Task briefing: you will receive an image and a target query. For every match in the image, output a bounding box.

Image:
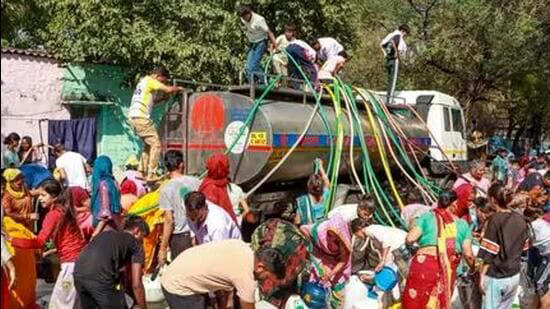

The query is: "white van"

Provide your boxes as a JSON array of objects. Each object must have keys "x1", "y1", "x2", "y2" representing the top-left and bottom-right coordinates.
[{"x1": 377, "y1": 90, "x2": 468, "y2": 174}]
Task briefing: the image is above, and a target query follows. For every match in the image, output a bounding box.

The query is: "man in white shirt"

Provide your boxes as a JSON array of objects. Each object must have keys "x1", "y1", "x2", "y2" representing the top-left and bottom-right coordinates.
[
  {"x1": 53, "y1": 144, "x2": 88, "y2": 189},
  {"x1": 380, "y1": 24, "x2": 410, "y2": 104},
  {"x1": 285, "y1": 38, "x2": 318, "y2": 89},
  {"x1": 312, "y1": 37, "x2": 344, "y2": 63},
  {"x1": 158, "y1": 150, "x2": 201, "y2": 267},
  {"x1": 239, "y1": 6, "x2": 277, "y2": 85},
  {"x1": 328, "y1": 195, "x2": 376, "y2": 223},
  {"x1": 318, "y1": 52, "x2": 348, "y2": 82},
  {"x1": 184, "y1": 191, "x2": 241, "y2": 245},
  {"x1": 352, "y1": 219, "x2": 407, "y2": 272}
]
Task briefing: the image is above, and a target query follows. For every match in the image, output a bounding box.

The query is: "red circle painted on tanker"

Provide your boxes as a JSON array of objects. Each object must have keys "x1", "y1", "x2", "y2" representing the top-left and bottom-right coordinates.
[{"x1": 191, "y1": 95, "x2": 225, "y2": 133}]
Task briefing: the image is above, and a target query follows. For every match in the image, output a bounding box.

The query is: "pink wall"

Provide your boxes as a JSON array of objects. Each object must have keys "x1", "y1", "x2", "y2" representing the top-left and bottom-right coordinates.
[{"x1": 1, "y1": 53, "x2": 70, "y2": 166}]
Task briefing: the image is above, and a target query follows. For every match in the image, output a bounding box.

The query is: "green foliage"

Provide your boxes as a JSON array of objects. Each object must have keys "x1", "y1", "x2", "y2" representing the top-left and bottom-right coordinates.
[
  {"x1": 3, "y1": 0, "x2": 548, "y2": 142},
  {"x1": 1, "y1": 0, "x2": 47, "y2": 48},
  {"x1": 346, "y1": 0, "x2": 549, "y2": 140},
  {"x1": 30, "y1": 0, "x2": 355, "y2": 84}
]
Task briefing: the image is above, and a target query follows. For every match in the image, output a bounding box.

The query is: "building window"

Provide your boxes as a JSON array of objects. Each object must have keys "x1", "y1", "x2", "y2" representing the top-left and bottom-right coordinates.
[
  {"x1": 451, "y1": 108, "x2": 464, "y2": 137},
  {"x1": 443, "y1": 107, "x2": 451, "y2": 131}
]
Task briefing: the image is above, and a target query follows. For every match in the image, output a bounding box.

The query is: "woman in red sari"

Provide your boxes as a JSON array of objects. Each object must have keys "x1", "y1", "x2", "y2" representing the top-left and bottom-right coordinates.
[{"x1": 403, "y1": 191, "x2": 475, "y2": 308}]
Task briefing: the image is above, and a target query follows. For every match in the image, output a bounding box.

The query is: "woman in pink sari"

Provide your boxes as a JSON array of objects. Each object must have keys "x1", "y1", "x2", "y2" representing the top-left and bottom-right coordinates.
[{"x1": 301, "y1": 214, "x2": 352, "y2": 308}]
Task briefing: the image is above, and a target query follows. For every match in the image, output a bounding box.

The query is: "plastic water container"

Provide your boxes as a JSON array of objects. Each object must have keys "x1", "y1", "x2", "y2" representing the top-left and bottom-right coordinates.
[
  {"x1": 343, "y1": 276, "x2": 382, "y2": 309},
  {"x1": 143, "y1": 273, "x2": 165, "y2": 303},
  {"x1": 374, "y1": 267, "x2": 399, "y2": 292}
]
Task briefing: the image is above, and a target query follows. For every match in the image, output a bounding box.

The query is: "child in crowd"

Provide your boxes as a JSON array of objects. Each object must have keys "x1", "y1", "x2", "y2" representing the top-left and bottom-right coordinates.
[
  {"x1": 271, "y1": 24, "x2": 296, "y2": 81},
  {"x1": 8, "y1": 179, "x2": 87, "y2": 309}
]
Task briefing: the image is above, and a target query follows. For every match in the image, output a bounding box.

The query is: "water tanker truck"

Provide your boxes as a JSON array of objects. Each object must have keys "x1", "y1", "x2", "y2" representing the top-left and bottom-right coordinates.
[{"x1": 160, "y1": 85, "x2": 468, "y2": 205}]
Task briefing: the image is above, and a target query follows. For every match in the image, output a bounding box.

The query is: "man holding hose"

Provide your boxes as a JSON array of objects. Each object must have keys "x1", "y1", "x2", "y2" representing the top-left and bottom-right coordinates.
[{"x1": 380, "y1": 24, "x2": 410, "y2": 104}]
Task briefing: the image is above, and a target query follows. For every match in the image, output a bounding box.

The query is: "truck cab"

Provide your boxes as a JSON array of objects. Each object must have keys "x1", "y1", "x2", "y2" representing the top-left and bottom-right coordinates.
[{"x1": 383, "y1": 90, "x2": 468, "y2": 174}]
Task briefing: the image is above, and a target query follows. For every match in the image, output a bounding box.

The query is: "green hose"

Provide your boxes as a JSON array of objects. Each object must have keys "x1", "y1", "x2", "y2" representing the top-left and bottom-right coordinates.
[
  {"x1": 361, "y1": 89, "x2": 442, "y2": 196},
  {"x1": 237, "y1": 52, "x2": 438, "y2": 229},
  {"x1": 343, "y1": 83, "x2": 406, "y2": 227}
]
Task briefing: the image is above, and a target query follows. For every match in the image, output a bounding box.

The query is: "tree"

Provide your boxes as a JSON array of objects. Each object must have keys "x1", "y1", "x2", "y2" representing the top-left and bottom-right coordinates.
[
  {"x1": 1, "y1": 0, "x2": 47, "y2": 48},
  {"x1": 34, "y1": 0, "x2": 355, "y2": 84},
  {"x1": 346, "y1": 0, "x2": 549, "y2": 145}
]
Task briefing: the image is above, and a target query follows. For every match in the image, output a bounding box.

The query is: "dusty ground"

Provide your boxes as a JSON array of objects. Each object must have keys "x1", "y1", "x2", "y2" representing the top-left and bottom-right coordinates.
[{"x1": 36, "y1": 279, "x2": 168, "y2": 308}]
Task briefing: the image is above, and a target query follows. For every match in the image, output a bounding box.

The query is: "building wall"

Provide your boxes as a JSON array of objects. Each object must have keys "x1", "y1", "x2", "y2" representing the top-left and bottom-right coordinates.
[
  {"x1": 1, "y1": 53, "x2": 69, "y2": 166},
  {"x1": 61, "y1": 64, "x2": 172, "y2": 175},
  {"x1": 1, "y1": 57, "x2": 174, "y2": 173}
]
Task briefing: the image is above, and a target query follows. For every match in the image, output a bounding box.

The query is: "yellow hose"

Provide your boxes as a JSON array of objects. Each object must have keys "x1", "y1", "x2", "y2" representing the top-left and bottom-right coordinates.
[
  {"x1": 356, "y1": 88, "x2": 405, "y2": 209},
  {"x1": 340, "y1": 87, "x2": 366, "y2": 195},
  {"x1": 324, "y1": 85, "x2": 346, "y2": 212},
  {"x1": 374, "y1": 97, "x2": 437, "y2": 203},
  {"x1": 328, "y1": 85, "x2": 396, "y2": 226}
]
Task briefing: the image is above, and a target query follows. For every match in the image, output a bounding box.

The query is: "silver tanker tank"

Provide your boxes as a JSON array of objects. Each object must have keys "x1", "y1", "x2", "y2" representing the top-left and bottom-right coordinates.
[{"x1": 182, "y1": 87, "x2": 431, "y2": 187}]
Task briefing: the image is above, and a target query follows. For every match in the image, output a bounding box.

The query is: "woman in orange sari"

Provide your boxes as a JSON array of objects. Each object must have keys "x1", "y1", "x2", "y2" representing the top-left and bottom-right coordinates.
[
  {"x1": 403, "y1": 191, "x2": 475, "y2": 308},
  {"x1": 2, "y1": 169, "x2": 37, "y2": 230}
]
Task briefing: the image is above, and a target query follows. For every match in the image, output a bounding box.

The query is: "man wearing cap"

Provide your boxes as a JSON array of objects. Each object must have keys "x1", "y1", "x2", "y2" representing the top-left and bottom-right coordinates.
[
  {"x1": 238, "y1": 6, "x2": 277, "y2": 84},
  {"x1": 157, "y1": 150, "x2": 200, "y2": 267},
  {"x1": 127, "y1": 67, "x2": 184, "y2": 182},
  {"x1": 380, "y1": 24, "x2": 410, "y2": 104}
]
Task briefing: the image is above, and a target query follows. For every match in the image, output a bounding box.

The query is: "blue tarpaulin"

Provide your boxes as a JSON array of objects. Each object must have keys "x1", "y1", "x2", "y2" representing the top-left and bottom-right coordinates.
[{"x1": 48, "y1": 118, "x2": 97, "y2": 169}]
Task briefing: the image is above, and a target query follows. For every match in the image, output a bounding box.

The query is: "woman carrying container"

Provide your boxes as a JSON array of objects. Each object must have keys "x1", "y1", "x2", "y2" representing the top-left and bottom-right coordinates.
[
  {"x1": 301, "y1": 214, "x2": 352, "y2": 308},
  {"x1": 295, "y1": 159, "x2": 331, "y2": 226},
  {"x1": 403, "y1": 191, "x2": 475, "y2": 308}
]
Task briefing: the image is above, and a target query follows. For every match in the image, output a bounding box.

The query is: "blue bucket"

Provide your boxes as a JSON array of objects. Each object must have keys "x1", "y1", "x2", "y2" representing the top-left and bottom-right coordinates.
[
  {"x1": 301, "y1": 282, "x2": 328, "y2": 308},
  {"x1": 374, "y1": 266, "x2": 398, "y2": 291}
]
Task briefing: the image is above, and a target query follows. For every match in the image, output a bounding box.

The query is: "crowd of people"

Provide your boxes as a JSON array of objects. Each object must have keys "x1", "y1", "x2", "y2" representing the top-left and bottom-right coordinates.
[
  {"x1": 2, "y1": 121, "x2": 549, "y2": 309},
  {"x1": 0, "y1": 6, "x2": 548, "y2": 309}
]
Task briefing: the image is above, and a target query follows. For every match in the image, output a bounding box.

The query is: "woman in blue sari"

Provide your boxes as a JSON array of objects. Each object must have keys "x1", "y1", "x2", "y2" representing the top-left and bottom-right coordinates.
[
  {"x1": 295, "y1": 159, "x2": 330, "y2": 226},
  {"x1": 91, "y1": 155, "x2": 123, "y2": 238}
]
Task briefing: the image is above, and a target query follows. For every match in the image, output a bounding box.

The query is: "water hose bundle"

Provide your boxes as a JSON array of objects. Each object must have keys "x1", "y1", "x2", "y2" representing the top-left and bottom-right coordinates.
[
  {"x1": 356, "y1": 88, "x2": 441, "y2": 201},
  {"x1": 323, "y1": 84, "x2": 346, "y2": 213},
  {"x1": 336, "y1": 81, "x2": 400, "y2": 227},
  {"x1": 356, "y1": 88, "x2": 406, "y2": 210},
  {"x1": 220, "y1": 51, "x2": 453, "y2": 229},
  {"x1": 241, "y1": 51, "x2": 337, "y2": 202}
]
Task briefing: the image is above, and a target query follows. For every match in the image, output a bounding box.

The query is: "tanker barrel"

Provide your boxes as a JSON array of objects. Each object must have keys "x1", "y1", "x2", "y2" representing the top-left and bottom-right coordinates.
[{"x1": 185, "y1": 91, "x2": 430, "y2": 187}]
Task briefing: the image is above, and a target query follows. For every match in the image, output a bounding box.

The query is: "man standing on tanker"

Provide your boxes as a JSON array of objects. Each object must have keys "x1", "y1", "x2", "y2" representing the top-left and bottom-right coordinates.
[
  {"x1": 238, "y1": 6, "x2": 277, "y2": 84},
  {"x1": 128, "y1": 67, "x2": 184, "y2": 183},
  {"x1": 380, "y1": 24, "x2": 410, "y2": 104}
]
